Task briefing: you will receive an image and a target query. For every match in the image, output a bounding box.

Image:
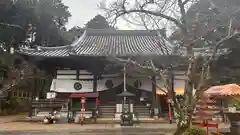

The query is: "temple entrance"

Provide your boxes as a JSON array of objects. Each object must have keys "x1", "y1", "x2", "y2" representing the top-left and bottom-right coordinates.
[
  {"x1": 98, "y1": 83, "x2": 152, "y2": 118},
  {"x1": 99, "y1": 83, "x2": 152, "y2": 105}
]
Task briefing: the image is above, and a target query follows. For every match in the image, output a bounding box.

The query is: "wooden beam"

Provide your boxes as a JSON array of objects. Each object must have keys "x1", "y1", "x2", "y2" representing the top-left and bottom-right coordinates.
[
  {"x1": 93, "y1": 75, "x2": 97, "y2": 92},
  {"x1": 151, "y1": 76, "x2": 158, "y2": 116},
  {"x1": 76, "y1": 69, "x2": 80, "y2": 80}
]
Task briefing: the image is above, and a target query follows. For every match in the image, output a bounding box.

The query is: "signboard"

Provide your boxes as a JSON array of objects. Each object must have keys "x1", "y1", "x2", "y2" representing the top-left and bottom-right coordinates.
[
  {"x1": 53, "y1": 80, "x2": 93, "y2": 93},
  {"x1": 46, "y1": 92, "x2": 56, "y2": 99},
  {"x1": 51, "y1": 93, "x2": 57, "y2": 98},
  {"x1": 46, "y1": 93, "x2": 51, "y2": 99}
]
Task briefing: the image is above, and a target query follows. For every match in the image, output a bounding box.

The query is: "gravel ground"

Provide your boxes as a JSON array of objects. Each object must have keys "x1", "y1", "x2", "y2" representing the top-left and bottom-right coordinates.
[
  {"x1": 0, "y1": 129, "x2": 168, "y2": 135},
  {"x1": 0, "y1": 121, "x2": 174, "y2": 135},
  {"x1": 0, "y1": 116, "x2": 230, "y2": 135}
]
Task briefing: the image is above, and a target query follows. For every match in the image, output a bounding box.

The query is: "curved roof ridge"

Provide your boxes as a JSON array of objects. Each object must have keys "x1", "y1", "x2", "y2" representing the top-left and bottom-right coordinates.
[
  {"x1": 84, "y1": 28, "x2": 159, "y2": 36},
  {"x1": 156, "y1": 30, "x2": 175, "y2": 48},
  {"x1": 85, "y1": 28, "x2": 158, "y2": 32},
  {"x1": 70, "y1": 30, "x2": 87, "y2": 47}
]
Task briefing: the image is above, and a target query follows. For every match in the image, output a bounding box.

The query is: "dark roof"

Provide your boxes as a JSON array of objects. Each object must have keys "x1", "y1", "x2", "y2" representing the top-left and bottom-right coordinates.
[
  {"x1": 17, "y1": 29, "x2": 174, "y2": 57},
  {"x1": 18, "y1": 45, "x2": 70, "y2": 57}
]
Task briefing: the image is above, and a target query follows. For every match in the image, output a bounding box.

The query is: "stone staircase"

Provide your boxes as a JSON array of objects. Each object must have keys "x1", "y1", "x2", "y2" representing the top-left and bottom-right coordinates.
[
  {"x1": 98, "y1": 105, "x2": 115, "y2": 118},
  {"x1": 98, "y1": 105, "x2": 151, "y2": 118},
  {"x1": 134, "y1": 105, "x2": 151, "y2": 118}
]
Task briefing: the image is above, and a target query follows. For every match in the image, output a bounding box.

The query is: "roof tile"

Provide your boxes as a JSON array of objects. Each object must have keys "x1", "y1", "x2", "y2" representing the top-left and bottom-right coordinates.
[{"x1": 17, "y1": 29, "x2": 174, "y2": 57}]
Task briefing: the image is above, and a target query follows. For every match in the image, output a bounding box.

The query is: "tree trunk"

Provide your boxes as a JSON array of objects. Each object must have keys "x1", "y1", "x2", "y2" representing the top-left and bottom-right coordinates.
[{"x1": 173, "y1": 123, "x2": 189, "y2": 135}]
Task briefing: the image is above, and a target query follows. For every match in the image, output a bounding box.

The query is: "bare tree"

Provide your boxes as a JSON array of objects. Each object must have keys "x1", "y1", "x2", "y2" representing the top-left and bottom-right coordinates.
[{"x1": 102, "y1": 0, "x2": 240, "y2": 134}]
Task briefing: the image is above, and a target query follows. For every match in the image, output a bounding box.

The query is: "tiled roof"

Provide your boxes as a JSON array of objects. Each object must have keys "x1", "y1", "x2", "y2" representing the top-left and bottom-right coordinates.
[
  {"x1": 17, "y1": 29, "x2": 175, "y2": 57},
  {"x1": 71, "y1": 29, "x2": 173, "y2": 56},
  {"x1": 17, "y1": 45, "x2": 70, "y2": 57}
]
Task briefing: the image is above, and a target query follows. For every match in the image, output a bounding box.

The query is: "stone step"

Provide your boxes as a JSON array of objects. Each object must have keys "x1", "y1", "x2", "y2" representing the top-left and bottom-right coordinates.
[
  {"x1": 99, "y1": 110, "x2": 115, "y2": 113},
  {"x1": 99, "y1": 107, "x2": 116, "y2": 109},
  {"x1": 99, "y1": 106, "x2": 115, "y2": 108},
  {"x1": 99, "y1": 112, "x2": 115, "y2": 115},
  {"x1": 134, "y1": 109, "x2": 150, "y2": 112},
  {"x1": 134, "y1": 107, "x2": 149, "y2": 109},
  {"x1": 98, "y1": 106, "x2": 115, "y2": 118},
  {"x1": 99, "y1": 109, "x2": 115, "y2": 111},
  {"x1": 134, "y1": 106, "x2": 150, "y2": 109}
]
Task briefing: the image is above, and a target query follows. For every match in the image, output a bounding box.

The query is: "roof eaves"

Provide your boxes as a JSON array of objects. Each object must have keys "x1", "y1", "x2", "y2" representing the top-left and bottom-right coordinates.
[
  {"x1": 156, "y1": 31, "x2": 175, "y2": 55},
  {"x1": 15, "y1": 50, "x2": 70, "y2": 58}
]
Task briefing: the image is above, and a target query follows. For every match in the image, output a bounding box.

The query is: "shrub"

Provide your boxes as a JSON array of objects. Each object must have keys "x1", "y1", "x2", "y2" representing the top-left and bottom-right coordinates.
[
  {"x1": 182, "y1": 126, "x2": 206, "y2": 135},
  {"x1": 0, "y1": 97, "x2": 29, "y2": 115}
]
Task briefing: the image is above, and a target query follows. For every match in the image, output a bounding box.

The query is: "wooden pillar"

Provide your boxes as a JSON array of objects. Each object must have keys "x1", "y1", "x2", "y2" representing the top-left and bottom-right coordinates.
[
  {"x1": 169, "y1": 72, "x2": 174, "y2": 124},
  {"x1": 151, "y1": 76, "x2": 158, "y2": 117},
  {"x1": 0, "y1": 100, "x2": 1, "y2": 115},
  {"x1": 76, "y1": 69, "x2": 80, "y2": 80},
  {"x1": 93, "y1": 75, "x2": 97, "y2": 92},
  {"x1": 81, "y1": 97, "x2": 85, "y2": 125},
  {"x1": 28, "y1": 67, "x2": 37, "y2": 117},
  {"x1": 93, "y1": 74, "x2": 98, "y2": 120}
]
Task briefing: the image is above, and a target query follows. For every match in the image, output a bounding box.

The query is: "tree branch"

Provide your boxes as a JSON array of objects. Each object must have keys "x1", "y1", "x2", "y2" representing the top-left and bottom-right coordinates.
[
  {"x1": 126, "y1": 71, "x2": 168, "y2": 94},
  {"x1": 139, "y1": 14, "x2": 149, "y2": 30},
  {"x1": 182, "y1": 0, "x2": 191, "y2": 5},
  {"x1": 178, "y1": 0, "x2": 186, "y2": 27},
  {"x1": 114, "y1": 8, "x2": 185, "y2": 30},
  {"x1": 0, "y1": 22, "x2": 24, "y2": 30}
]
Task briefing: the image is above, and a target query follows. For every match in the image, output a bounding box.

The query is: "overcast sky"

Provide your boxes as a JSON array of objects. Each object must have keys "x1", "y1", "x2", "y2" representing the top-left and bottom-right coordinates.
[
  {"x1": 62, "y1": 0, "x2": 101, "y2": 29},
  {"x1": 62, "y1": 0, "x2": 132, "y2": 30}
]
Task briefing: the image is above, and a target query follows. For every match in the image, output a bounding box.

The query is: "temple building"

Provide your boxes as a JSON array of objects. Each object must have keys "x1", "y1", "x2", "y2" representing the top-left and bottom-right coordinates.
[{"x1": 16, "y1": 29, "x2": 185, "y2": 119}]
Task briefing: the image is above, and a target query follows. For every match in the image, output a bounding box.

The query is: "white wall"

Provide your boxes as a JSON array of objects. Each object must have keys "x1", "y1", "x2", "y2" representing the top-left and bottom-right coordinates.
[
  {"x1": 50, "y1": 78, "x2": 123, "y2": 93},
  {"x1": 51, "y1": 79, "x2": 93, "y2": 93},
  {"x1": 51, "y1": 70, "x2": 186, "y2": 93},
  {"x1": 56, "y1": 70, "x2": 94, "y2": 79}
]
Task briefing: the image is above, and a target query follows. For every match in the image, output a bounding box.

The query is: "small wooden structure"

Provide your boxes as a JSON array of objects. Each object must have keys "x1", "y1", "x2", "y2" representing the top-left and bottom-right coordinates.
[{"x1": 204, "y1": 83, "x2": 240, "y2": 135}]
